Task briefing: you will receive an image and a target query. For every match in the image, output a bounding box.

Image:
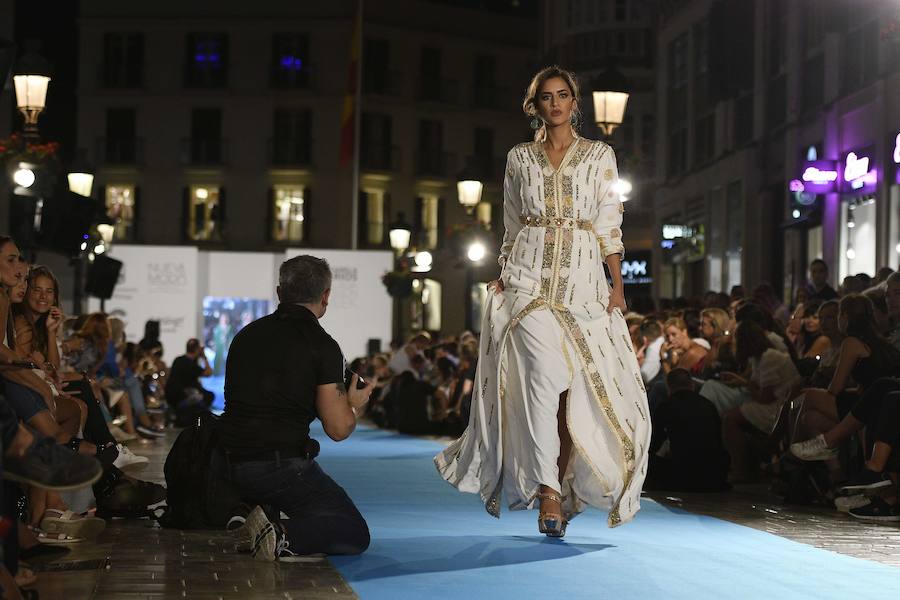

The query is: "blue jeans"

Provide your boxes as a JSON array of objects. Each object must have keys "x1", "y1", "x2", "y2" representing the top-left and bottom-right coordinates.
[{"x1": 222, "y1": 452, "x2": 370, "y2": 556}]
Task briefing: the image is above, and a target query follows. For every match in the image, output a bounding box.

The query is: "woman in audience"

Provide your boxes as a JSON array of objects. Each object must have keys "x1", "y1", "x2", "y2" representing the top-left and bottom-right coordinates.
[
  {"x1": 0, "y1": 244, "x2": 106, "y2": 541},
  {"x1": 796, "y1": 295, "x2": 900, "y2": 449},
  {"x1": 698, "y1": 308, "x2": 734, "y2": 376},
  {"x1": 720, "y1": 320, "x2": 801, "y2": 482},
  {"x1": 659, "y1": 317, "x2": 708, "y2": 376},
  {"x1": 795, "y1": 299, "x2": 829, "y2": 359}
]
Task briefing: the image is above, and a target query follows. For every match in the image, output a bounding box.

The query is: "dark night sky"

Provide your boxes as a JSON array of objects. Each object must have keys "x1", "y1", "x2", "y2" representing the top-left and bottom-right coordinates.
[{"x1": 12, "y1": 0, "x2": 80, "y2": 162}]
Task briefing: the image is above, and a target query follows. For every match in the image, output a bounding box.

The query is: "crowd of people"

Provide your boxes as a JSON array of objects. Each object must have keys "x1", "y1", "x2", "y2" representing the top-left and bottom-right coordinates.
[
  {"x1": 353, "y1": 258, "x2": 900, "y2": 523},
  {"x1": 0, "y1": 234, "x2": 225, "y2": 597}
]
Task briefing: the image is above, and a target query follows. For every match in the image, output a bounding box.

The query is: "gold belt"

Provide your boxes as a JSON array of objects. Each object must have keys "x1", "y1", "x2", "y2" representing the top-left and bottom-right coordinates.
[{"x1": 519, "y1": 215, "x2": 594, "y2": 231}]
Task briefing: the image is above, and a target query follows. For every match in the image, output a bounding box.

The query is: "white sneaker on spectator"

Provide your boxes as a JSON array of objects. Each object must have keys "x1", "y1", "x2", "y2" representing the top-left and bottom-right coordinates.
[
  {"x1": 113, "y1": 444, "x2": 149, "y2": 472},
  {"x1": 834, "y1": 494, "x2": 870, "y2": 513},
  {"x1": 790, "y1": 434, "x2": 838, "y2": 461}
]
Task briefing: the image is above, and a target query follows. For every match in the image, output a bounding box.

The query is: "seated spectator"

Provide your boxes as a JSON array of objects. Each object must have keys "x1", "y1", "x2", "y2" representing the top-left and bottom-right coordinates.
[
  {"x1": 805, "y1": 259, "x2": 839, "y2": 302},
  {"x1": 637, "y1": 318, "x2": 664, "y2": 386},
  {"x1": 887, "y1": 271, "x2": 900, "y2": 351},
  {"x1": 165, "y1": 338, "x2": 214, "y2": 422},
  {"x1": 388, "y1": 332, "x2": 431, "y2": 376},
  {"x1": 683, "y1": 309, "x2": 711, "y2": 350},
  {"x1": 698, "y1": 308, "x2": 735, "y2": 378},
  {"x1": 646, "y1": 369, "x2": 729, "y2": 492},
  {"x1": 138, "y1": 319, "x2": 163, "y2": 358},
  {"x1": 840, "y1": 275, "x2": 864, "y2": 296},
  {"x1": 863, "y1": 285, "x2": 892, "y2": 338},
  {"x1": 796, "y1": 295, "x2": 900, "y2": 451},
  {"x1": 874, "y1": 266, "x2": 895, "y2": 285},
  {"x1": 660, "y1": 317, "x2": 708, "y2": 376},
  {"x1": 792, "y1": 377, "x2": 900, "y2": 509},
  {"x1": 721, "y1": 320, "x2": 801, "y2": 482},
  {"x1": 805, "y1": 300, "x2": 843, "y2": 388}
]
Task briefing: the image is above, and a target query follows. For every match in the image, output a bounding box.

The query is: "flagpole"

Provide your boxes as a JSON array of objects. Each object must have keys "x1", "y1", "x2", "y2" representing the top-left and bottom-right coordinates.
[{"x1": 350, "y1": 0, "x2": 363, "y2": 250}]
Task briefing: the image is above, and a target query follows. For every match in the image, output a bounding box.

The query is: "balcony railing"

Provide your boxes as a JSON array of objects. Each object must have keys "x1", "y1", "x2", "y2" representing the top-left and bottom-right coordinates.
[
  {"x1": 268, "y1": 138, "x2": 312, "y2": 167},
  {"x1": 180, "y1": 138, "x2": 228, "y2": 165},
  {"x1": 415, "y1": 151, "x2": 455, "y2": 178},
  {"x1": 360, "y1": 144, "x2": 402, "y2": 172},
  {"x1": 95, "y1": 137, "x2": 144, "y2": 165}
]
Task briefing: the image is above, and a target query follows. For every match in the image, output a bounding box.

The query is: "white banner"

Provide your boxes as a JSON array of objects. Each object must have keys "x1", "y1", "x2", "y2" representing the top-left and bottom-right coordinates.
[
  {"x1": 284, "y1": 248, "x2": 394, "y2": 359},
  {"x1": 89, "y1": 245, "x2": 199, "y2": 360}
]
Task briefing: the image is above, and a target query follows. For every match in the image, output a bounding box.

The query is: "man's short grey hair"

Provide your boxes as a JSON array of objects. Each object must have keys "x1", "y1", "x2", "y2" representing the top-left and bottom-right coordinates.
[{"x1": 279, "y1": 255, "x2": 332, "y2": 304}]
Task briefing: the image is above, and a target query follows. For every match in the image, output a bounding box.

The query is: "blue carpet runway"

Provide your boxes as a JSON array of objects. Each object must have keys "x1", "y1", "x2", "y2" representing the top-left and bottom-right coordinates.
[{"x1": 310, "y1": 423, "x2": 900, "y2": 600}]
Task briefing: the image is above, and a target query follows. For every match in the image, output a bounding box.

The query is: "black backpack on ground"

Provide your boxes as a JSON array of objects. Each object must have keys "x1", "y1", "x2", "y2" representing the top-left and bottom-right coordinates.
[{"x1": 159, "y1": 411, "x2": 244, "y2": 529}]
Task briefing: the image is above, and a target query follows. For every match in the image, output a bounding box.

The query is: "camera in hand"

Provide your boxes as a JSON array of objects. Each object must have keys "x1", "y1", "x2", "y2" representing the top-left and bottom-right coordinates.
[{"x1": 344, "y1": 368, "x2": 368, "y2": 390}]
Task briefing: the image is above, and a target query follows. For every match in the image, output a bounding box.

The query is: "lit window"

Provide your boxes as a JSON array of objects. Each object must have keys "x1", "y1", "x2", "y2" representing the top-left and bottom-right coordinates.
[
  {"x1": 364, "y1": 190, "x2": 385, "y2": 246},
  {"x1": 106, "y1": 185, "x2": 136, "y2": 241},
  {"x1": 420, "y1": 195, "x2": 439, "y2": 250},
  {"x1": 188, "y1": 185, "x2": 221, "y2": 241},
  {"x1": 272, "y1": 185, "x2": 305, "y2": 243}
]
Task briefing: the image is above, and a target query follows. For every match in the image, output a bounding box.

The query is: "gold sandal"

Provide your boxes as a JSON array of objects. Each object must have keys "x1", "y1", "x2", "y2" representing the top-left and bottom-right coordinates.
[{"x1": 537, "y1": 492, "x2": 567, "y2": 538}]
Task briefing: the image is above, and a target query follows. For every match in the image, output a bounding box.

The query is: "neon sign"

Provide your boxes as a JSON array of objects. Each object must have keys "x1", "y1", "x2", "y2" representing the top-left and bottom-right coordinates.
[
  {"x1": 894, "y1": 132, "x2": 900, "y2": 184},
  {"x1": 802, "y1": 166, "x2": 838, "y2": 184},
  {"x1": 844, "y1": 152, "x2": 869, "y2": 182},
  {"x1": 842, "y1": 149, "x2": 877, "y2": 193}
]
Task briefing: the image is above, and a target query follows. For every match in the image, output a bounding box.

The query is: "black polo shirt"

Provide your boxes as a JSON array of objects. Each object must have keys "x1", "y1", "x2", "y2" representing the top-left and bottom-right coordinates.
[{"x1": 218, "y1": 303, "x2": 345, "y2": 454}]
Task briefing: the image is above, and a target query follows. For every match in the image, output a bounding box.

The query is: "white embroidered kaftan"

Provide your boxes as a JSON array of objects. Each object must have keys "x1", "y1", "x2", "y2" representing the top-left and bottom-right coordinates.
[{"x1": 434, "y1": 137, "x2": 651, "y2": 527}]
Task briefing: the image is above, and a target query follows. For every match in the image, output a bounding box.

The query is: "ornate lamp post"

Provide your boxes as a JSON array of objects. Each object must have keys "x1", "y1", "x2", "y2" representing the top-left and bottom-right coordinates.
[
  {"x1": 67, "y1": 150, "x2": 95, "y2": 198},
  {"x1": 591, "y1": 63, "x2": 629, "y2": 140},
  {"x1": 13, "y1": 41, "x2": 52, "y2": 141},
  {"x1": 387, "y1": 213, "x2": 413, "y2": 345}
]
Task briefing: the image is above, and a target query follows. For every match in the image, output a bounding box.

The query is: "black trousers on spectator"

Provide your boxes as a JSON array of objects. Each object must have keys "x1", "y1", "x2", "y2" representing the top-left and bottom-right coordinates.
[
  {"x1": 0, "y1": 397, "x2": 19, "y2": 575},
  {"x1": 217, "y1": 451, "x2": 370, "y2": 556},
  {"x1": 63, "y1": 379, "x2": 116, "y2": 448},
  {"x1": 849, "y1": 378, "x2": 900, "y2": 466}
]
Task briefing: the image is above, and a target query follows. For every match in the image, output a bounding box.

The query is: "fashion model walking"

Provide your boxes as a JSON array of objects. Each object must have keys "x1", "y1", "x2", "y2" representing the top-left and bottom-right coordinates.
[{"x1": 435, "y1": 66, "x2": 651, "y2": 535}]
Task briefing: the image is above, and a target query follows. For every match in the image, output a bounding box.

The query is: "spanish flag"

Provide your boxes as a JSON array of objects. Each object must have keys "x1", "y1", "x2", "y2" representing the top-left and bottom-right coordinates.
[{"x1": 339, "y1": 2, "x2": 362, "y2": 168}]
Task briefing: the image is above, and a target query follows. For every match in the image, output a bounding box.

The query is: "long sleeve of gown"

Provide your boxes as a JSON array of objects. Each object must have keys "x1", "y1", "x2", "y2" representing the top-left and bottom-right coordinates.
[
  {"x1": 498, "y1": 149, "x2": 524, "y2": 269},
  {"x1": 593, "y1": 147, "x2": 625, "y2": 260}
]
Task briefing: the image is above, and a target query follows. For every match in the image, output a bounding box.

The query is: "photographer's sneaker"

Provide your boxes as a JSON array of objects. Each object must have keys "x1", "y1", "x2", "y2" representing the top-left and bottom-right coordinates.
[
  {"x1": 247, "y1": 506, "x2": 281, "y2": 562},
  {"x1": 839, "y1": 469, "x2": 892, "y2": 494},
  {"x1": 834, "y1": 494, "x2": 870, "y2": 513},
  {"x1": 849, "y1": 497, "x2": 900, "y2": 522},
  {"x1": 790, "y1": 434, "x2": 838, "y2": 461}
]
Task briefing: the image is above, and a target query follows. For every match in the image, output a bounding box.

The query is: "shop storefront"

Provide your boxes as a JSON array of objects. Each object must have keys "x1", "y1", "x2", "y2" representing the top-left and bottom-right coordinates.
[{"x1": 891, "y1": 131, "x2": 900, "y2": 267}]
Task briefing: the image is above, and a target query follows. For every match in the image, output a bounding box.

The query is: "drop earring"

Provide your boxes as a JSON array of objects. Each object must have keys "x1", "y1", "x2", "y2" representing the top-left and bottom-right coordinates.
[{"x1": 529, "y1": 116, "x2": 542, "y2": 130}]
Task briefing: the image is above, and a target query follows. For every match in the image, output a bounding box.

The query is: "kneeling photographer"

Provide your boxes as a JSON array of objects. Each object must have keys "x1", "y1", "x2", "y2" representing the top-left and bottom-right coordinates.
[{"x1": 218, "y1": 255, "x2": 377, "y2": 561}]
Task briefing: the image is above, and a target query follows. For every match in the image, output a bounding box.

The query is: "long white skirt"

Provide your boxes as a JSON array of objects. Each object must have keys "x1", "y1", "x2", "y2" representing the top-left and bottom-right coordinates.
[{"x1": 435, "y1": 290, "x2": 651, "y2": 528}]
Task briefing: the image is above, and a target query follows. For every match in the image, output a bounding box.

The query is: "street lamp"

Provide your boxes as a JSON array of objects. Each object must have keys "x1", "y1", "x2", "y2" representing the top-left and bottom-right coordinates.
[
  {"x1": 457, "y1": 161, "x2": 484, "y2": 215},
  {"x1": 67, "y1": 150, "x2": 95, "y2": 197},
  {"x1": 388, "y1": 212, "x2": 412, "y2": 256},
  {"x1": 13, "y1": 40, "x2": 52, "y2": 140},
  {"x1": 591, "y1": 63, "x2": 629, "y2": 139}
]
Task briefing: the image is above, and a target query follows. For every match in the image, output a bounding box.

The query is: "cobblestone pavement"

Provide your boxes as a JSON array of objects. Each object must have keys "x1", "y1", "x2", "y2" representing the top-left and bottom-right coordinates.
[
  {"x1": 30, "y1": 433, "x2": 358, "y2": 600},
  {"x1": 29, "y1": 430, "x2": 898, "y2": 598}
]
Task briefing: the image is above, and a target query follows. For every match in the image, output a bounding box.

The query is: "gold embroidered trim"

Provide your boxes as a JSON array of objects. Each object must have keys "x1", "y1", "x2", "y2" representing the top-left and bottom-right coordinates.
[
  {"x1": 551, "y1": 306, "x2": 636, "y2": 527},
  {"x1": 519, "y1": 215, "x2": 593, "y2": 231}
]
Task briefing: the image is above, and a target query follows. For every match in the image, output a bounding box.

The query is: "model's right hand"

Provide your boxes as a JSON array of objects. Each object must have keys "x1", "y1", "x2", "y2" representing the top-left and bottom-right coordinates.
[
  {"x1": 348, "y1": 373, "x2": 378, "y2": 410},
  {"x1": 487, "y1": 279, "x2": 505, "y2": 295}
]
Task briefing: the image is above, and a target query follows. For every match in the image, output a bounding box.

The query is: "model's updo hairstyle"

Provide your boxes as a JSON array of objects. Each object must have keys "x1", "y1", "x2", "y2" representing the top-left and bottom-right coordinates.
[{"x1": 522, "y1": 66, "x2": 583, "y2": 142}]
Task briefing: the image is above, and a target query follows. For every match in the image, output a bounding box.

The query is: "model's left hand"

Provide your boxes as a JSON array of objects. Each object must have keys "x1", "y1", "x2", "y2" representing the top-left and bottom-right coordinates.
[{"x1": 607, "y1": 287, "x2": 627, "y2": 314}]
